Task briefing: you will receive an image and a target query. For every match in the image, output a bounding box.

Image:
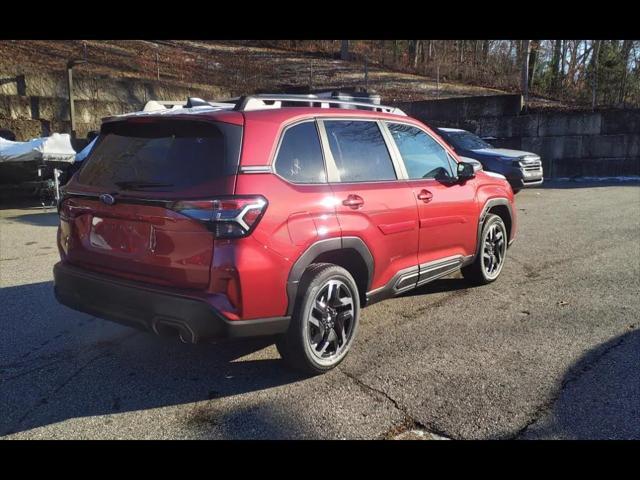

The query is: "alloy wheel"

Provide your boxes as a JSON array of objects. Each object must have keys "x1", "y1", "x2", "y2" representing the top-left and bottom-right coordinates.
[
  {"x1": 306, "y1": 279, "x2": 355, "y2": 362},
  {"x1": 482, "y1": 222, "x2": 507, "y2": 279}
]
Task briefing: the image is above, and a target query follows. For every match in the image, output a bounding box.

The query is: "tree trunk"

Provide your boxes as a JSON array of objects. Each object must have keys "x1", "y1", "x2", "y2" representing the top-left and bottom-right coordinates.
[
  {"x1": 618, "y1": 39, "x2": 633, "y2": 105},
  {"x1": 551, "y1": 40, "x2": 562, "y2": 93},
  {"x1": 393, "y1": 40, "x2": 399, "y2": 66},
  {"x1": 413, "y1": 40, "x2": 422, "y2": 69},
  {"x1": 483, "y1": 40, "x2": 490, "y2": 62},
  {"x1": 429, "y1": 41, "x2": 437, "y2": 78},
  {"x1": 568, "y1": 40, "x2": 579, "y2": 86},
  {"x1": 528, "y1": 40, "x2": 540, "y2": 90},
  {"x1": 521, "y1": 40, "x2": 531, "y2": 108},
  {"x1": 590, "y1": 40, "x2": 602, "y2": 109},
  {"x1": 340, "y1": 40, "x2": 350, "y2": 61},
  {"x1": 515, "y1": 40, "x2": 523, "y2": 68}
]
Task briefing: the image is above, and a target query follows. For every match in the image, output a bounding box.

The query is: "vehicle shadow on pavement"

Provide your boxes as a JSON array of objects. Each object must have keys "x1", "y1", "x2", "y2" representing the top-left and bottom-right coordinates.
[
  {"x1": 521, "y1": 328, "x2": 640, "y2": 439},
  {"x1": 400, "y1": 276, "x2": 476, "y2": 297},
  {"x1": 5, "y1": 212, "x2": 60, "y2": 227},
  {"x1": 0, "y1": 198, "x2": 56, "y2": 210},
  {"x1": 0, "y1": 280, "x2": 308, "y2": 437}
]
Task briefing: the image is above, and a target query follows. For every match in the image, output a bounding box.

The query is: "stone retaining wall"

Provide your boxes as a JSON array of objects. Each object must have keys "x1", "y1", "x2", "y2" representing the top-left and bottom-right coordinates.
[
  {"x1": 396, "y1": 96, "x2": 640, "y2": 178},
  {"x1": 0, "y1": 71, "x2": 230, "y2": 140}
]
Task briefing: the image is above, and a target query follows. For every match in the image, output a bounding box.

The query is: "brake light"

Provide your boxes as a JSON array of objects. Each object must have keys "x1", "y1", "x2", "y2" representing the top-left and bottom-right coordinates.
[
  {"x1": 58, "y1": 198, "x2": 72, "y2": 220},
  {"x1": 172, "y1": 196, "x2": 267, "y2": 238}
]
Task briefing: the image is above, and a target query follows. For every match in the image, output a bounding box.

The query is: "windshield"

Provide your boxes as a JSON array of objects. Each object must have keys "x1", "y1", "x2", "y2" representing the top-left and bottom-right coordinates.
[
  {"x1": 446, "y1": 131, "x2": 492, "y2": 150},
  {"x1": 77, "y1": 120, "x2": 241, "y2": 191}
]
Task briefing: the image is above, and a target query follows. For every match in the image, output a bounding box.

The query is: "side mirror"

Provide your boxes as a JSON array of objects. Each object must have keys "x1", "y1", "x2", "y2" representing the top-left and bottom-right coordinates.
[{"x1": 457, "y1": 162, "x2": 476, "y2": 181}]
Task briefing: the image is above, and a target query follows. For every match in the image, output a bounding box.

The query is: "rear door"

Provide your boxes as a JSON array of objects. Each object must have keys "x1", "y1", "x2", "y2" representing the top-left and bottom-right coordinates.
[
  {"x1": 59, "y1": 117, "x2": 242, "y2": 290},
  {"x1": 318, "y1": 118, "x2": 419, "y2": 292}
]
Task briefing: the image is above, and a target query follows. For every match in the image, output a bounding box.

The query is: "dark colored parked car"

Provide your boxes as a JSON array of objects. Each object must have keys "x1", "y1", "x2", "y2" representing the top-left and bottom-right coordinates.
[
  {"x1": 436, "y1": 128, "x2": 543, "y2": 193},
  {"x1": 54, "y1": 94, "x2": 517, "y2": 374}
]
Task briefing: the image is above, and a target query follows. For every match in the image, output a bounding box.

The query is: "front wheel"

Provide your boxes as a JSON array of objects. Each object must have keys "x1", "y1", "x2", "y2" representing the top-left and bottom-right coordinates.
[
  {"x1": 462, "y1": 214, "x2": 508, "y2": 285},
  {"x1": 276, "y1": 263, "x2": 360, "y2": 375}
]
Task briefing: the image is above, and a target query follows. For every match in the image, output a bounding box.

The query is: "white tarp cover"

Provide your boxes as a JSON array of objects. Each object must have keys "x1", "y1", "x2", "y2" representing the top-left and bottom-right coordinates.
[
  {"x1": 0, "y1": 133, "x2": 76, "y2": 164},
  {"x1": 75, "y1": 137, "x2": 97, "y2": 163}
]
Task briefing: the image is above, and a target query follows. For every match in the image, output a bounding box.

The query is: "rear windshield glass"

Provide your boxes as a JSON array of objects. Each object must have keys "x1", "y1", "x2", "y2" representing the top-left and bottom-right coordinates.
[
  {"x1": 77, "y1": 120, "x2": 242, "y2": 191},
  {"x1": 445, "y1": 131, "x2": 492, "y2": 150}
]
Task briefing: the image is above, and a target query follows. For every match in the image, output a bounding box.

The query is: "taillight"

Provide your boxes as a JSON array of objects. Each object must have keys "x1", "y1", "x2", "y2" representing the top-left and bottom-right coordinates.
[
  {"x1": 58, "y1": 197, "x2": 72, "y2": 220},
  {"x1": 172, "y1": 196, "x2": 267, "y2": 238}
]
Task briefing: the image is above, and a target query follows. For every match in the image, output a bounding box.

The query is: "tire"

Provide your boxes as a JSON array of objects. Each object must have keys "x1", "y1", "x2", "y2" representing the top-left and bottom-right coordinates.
[
  {"x1": 276, "y1": 263, "x2": 360, "y2": 375},
  {"x1": 462, "y1": 214, "x2": 508, "y2": 285}
]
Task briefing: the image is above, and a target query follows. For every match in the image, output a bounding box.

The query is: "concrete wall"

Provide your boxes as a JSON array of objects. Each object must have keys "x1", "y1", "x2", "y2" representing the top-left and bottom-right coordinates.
[
  {"x1": 397, "y1": 94, "x2": 523, "y2": 123},
  {"x1": 398, "y1": 95, "x2": 640, "y2": 178},
  {"x1": 0, "y1": 71, "x2": 230, "y2": 140},
  {"x1": 477, "y1": 111, "x2": 639, "y2": 177}
]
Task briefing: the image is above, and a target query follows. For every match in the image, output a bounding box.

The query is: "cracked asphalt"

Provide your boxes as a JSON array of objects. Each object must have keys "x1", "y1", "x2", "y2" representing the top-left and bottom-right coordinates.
[{"x1": 1, "y1": 181, "x2": 639, "y2": 439}]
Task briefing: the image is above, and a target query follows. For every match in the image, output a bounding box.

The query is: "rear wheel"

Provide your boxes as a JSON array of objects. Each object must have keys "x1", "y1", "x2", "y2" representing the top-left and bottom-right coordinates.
[
  {"x1": 277, "y1": 263, "x2": 359, "y2": 375},
  {"x1": 462, "y1": 214, "x2": 508, "y2": 285}
]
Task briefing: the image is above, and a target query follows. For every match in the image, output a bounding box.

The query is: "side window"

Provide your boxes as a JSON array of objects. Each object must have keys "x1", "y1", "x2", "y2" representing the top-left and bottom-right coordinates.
[
  {"x1": 323, "y1": 120, "x2": 396, "y2": 182},
  {"x1": 275, "y1": 122, "x2": 327, "y2": 183},
  {"x1": 387, "y1": 123, "x2": 455, "y2": 180}
]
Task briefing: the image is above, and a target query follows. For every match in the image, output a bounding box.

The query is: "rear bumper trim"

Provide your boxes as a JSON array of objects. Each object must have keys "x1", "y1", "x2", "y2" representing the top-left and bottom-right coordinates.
[{"x1": 53, "y1": 262, "x2": 290, "y2": 342}]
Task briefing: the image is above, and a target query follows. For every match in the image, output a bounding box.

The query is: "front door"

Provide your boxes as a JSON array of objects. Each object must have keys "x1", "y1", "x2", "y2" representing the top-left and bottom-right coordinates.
[{"x1": 384, "y1": 122, "x2": 477, "y2": 281}]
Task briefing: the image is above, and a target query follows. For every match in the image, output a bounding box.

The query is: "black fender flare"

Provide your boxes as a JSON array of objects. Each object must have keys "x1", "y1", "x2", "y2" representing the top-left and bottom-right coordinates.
[
  {"x1": 285, "y1": 236, "x2": 374, "y2": 316},
  {"x1": 476, "y1": 198, "x2": 513, "y2": 255}
]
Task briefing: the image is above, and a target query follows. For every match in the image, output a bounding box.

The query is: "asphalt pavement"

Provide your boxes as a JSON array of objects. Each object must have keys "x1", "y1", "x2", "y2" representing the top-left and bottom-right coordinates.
[{"x1": 1, "y1": 180, "x2": 638, "y2": 439}]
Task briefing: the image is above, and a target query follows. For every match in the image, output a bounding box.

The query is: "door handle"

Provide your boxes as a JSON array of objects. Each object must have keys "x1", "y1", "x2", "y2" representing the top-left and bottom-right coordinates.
[
  {"x1": 417, "y1": 189, "x2": 433, "y2": 203},
  {"x1": 342, "y1": 194, "x2": 364, "y2": 209}
]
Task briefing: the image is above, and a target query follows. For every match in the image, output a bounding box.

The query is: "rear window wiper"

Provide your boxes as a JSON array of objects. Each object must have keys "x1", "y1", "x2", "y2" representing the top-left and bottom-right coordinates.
[{"x1": 115, "y1": 181, "x2": 174, "y2": 190}]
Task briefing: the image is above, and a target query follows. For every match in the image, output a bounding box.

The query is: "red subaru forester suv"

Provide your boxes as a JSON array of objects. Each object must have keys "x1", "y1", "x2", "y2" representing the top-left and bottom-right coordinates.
[{"x1": 54, "y1": 94, "x2": 516, "y2": 374}]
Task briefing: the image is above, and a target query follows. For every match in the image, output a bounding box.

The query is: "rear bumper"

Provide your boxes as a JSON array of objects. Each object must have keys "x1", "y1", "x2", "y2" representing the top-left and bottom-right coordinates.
[{"x1": 53, "y1": 262, "x2": 290, "y2": 343}]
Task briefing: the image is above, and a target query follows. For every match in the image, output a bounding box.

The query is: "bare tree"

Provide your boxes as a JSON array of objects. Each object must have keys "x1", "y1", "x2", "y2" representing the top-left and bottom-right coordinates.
[
  {"x1": 521, "y1": 40, "x2": 531, "y2": 107},
  {"x1": 412, "y1": 40, "x2": 422, "y2": 69},
  {"x1": 551, "y1": 40, "x2": 562, "y2": 93},
  {"x1": 590, "y1": 40, "x2": 602, "y2": 109},
  {"x1": 393, "y1": 40, "x2": 399, "y2": 66},
  {"x1": 340, "y1": 40, "x2": 350, "y2": 61},
  {"x1": 619, "y1": 39, "x2": 633, "y2": 105},
  {"x1": 236, "y1": 39, "x2": 639, "y2": 108},
  {"x1": 528, "y1": 40, "x2": 540, "y2": 90}
]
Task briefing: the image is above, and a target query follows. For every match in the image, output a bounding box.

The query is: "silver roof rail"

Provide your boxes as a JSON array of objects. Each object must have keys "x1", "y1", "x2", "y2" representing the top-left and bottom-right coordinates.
[
  {"x1": 142, "y1": 98, "x2": 236, "y2": 112},
  {"x1": 235, "y1": 94, "x2": 406, "y2": 116}
]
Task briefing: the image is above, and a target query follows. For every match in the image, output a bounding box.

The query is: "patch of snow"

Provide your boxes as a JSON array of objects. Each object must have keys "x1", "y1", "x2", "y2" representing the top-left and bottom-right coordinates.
[
  {"x1": 392, "y1": 429, "x2": 450, "y2": 440},
  {"x1": 553, "y1": 176, "x2": 640, "y2": 182}
]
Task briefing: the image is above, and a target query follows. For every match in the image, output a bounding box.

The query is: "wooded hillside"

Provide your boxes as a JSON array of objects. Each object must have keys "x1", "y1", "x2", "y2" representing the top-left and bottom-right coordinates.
[{"x1": 253, "y1": 40, "x2": 640, "y2": 109}]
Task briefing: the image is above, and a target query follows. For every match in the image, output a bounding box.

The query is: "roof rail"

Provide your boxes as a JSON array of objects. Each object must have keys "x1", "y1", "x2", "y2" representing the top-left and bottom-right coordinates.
[
  {"x1": 142, "y1": 98, "x2": 236, "y2": 112},
  {"x1": 139, "y1": 94, "x2": 405, "y2": 116},
  {"x1": 234, "y1": 94, "x2": 406, "y2": 116}
]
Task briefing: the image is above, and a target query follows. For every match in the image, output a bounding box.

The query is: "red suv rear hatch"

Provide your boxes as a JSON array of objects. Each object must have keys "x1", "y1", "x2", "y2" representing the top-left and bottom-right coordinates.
[{"x1": 58, "y1": 116, "x2": 243, "y2": 290}]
